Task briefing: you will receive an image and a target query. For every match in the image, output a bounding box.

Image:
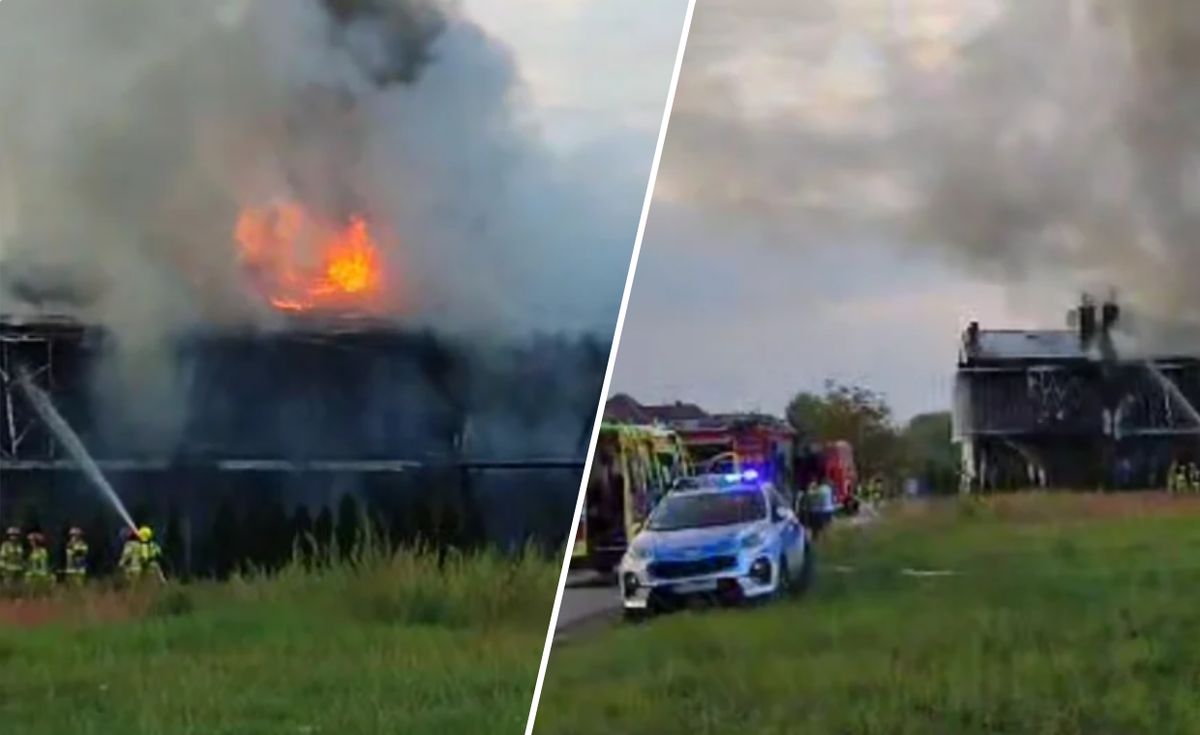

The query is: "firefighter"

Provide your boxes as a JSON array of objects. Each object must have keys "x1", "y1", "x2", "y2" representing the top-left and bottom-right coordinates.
[
  {"x1": 0, "y1": 527, "x2": 24, "y2": 589},
  {"x1": 795, "y1": 482, "x2": 817, "y2": 527},
  {"x1": 64, "y1": 527, "x2": 89, "y2": 586},
  {"x1": 1167, "y1": 462, "x2": 1179, "y2": 493},
  {"x1": 119, "y1": 527, "x2": 143, "y2": 582},
  {"x1": 25, "y1": 532, "x2": 53, "y2": 592},
  {"x1": 1174, "y1": 464, "x2": 1189, "y2": 495},
  {"x1": 870, "y1": 476, "x2": 885, "y2": 503},
  {"x1": 137, "y1": 526, "x2": 164, "y2": 582},
  {"x1": 810, "y1": 480, "x2": 836, "y2": 540}
]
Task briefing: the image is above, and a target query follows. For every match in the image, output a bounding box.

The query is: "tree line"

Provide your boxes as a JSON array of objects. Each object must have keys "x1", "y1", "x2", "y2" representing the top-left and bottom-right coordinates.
[{"x1": 786, "y1": 380, "x2": 957, "y2": 495}]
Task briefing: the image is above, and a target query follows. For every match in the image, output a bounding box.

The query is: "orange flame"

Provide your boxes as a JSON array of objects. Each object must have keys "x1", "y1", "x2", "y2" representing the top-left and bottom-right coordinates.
[{"x1": 235, "y1": 201, "x2": 384, "y2": 313}]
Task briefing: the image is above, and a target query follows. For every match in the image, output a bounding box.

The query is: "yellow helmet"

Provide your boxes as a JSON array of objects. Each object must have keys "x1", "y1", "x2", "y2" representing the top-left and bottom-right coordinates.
[{"x1": 138, "y1": 526, "x2": 153, "y2": 542}]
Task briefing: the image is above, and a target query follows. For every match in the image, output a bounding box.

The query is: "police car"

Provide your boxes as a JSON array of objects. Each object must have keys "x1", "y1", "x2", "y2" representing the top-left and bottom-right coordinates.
[{"x1": 618, "y1": 470, "x2": 812, "y2": 618}]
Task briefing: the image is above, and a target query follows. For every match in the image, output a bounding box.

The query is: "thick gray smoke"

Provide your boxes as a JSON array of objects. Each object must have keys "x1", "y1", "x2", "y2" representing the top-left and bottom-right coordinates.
[
  {"x1": 0, "y1": 0, "x2": 639, "y2": 449},
  {"x1": 659, "y1": 0, "x2": 1200, "y2": 349},
  {"x1": 0, "y1": 0, "x2": 633, "y2": 337}
]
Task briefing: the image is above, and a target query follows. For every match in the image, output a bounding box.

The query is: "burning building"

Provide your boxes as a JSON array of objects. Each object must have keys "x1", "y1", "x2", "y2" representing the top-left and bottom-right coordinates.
[
  {"x1": 953, "y1": 296, "x2": 1200, "y2": 491},
  {"x1": 0, "y1": 162, "x2": 606, "y2": 571},
  {"x1": 0, "y1": 0, "x2": 646, "y2": 574},
  {"x1": 0, "y1": 311, "x2": 605, "y2": 572}
]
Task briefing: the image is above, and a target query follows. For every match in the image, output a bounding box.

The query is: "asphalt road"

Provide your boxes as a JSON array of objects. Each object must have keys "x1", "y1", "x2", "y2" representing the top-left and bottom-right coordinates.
[{"x1": 554, "y1": 570, "x2": 622, "y2": 641}]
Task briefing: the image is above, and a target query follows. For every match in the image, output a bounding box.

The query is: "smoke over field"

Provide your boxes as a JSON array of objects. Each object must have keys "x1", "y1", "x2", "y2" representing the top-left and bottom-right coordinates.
[
  {"x1": 658, "y1": 0, "x2": 1200, "y2": 346},
  {"x1": 0, "y1": 0, "x2": 632, "y2": 336}
]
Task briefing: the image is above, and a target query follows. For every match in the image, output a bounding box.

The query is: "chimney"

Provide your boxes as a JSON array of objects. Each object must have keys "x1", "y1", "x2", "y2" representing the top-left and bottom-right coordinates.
[
  {"x1": 1078, "y1": 293, "x2": 1097, "y2": 346},
  {"x1": 966, "y1": 321, "x2": 980, "y2": 348},
  {"x1": 1101, "y1": 294, "x2": 1120, "y2": 334}
]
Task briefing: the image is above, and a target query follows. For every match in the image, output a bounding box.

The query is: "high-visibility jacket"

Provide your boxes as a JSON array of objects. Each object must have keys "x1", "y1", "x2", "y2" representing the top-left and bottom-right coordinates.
[
  {"x1": 0, "y1": 540, "x2": 24, "y2": 578},
  {"x1": 139, "y1": 541, "x2": 163, "y2": 575},
  {"x1": 119, "y1": 540, "x2": 142, "y2": 578},
  {"x1": 26, "y1": 547, "x2": 51, "y2": 582},
  {"x1": 65, "y1": 540, "x2": 89, "y2": 579}
]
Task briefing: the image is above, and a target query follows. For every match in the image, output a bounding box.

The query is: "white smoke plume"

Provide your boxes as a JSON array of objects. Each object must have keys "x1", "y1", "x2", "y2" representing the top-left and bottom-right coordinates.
[
  {"x1": 656, "y1": 0, "x2": 1200, "y2": 349},
  {"x1": 0, "y1": 0, "x2": 637, "y2": 338}
]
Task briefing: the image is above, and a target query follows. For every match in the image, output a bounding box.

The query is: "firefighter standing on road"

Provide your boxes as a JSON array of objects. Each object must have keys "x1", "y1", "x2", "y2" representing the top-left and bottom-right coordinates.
[
  {"x1": 64, "y1": 527, "x2": 89, "y2": 586},
  {"x1": 25, "y1": 532, "x2": 53, "y2": 592},
  {"x1": 0, "y1": 527, "x2": 24, "y2": 589}
]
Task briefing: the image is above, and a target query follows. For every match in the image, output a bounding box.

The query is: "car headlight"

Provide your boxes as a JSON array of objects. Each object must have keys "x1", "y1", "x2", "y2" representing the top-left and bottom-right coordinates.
[
  {"x1": 740, "y1": 532, "x2": 764, "y2": 549},
  {"x1": 628, "y1": 541, "x2": 653, "y2": 560}
]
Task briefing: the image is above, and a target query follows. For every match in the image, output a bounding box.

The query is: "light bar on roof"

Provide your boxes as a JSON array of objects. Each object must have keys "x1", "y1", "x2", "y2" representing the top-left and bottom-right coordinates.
[{"x1": 721, "y1": 469, "x2": 760, "y2": 483}]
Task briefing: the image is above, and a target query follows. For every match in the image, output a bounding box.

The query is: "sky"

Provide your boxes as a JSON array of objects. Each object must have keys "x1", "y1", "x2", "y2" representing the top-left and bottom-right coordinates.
[
  {"x1": 610, "y1": 0, "x2": 1185, "y2": 422},
  {"x1": 462, "y1": 0, "x2": 689, "y2": 155}
]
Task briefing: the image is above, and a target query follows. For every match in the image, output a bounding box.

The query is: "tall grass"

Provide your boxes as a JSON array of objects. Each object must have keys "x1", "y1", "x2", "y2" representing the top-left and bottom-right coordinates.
[
  {"x1": 0, "y1": 534, "x2": 559, "y2": 735},
  {"x1": 535, "y1": 493, "x2": 1200, "y2": 735}
]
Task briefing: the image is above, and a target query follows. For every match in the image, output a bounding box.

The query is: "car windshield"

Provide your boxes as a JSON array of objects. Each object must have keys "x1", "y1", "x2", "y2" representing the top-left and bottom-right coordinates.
[{"x1": 647, "y1": 490, "x2": 766, "y2": 531}]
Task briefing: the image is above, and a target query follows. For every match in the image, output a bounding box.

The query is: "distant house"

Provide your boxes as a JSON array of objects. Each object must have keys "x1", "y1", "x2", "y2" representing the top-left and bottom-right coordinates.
[
  {"x1": 604, "y1": 394, "x2": 651, "y2": 423},
  {"x1": 954, "y1": 296, "x2": 1200, "y2": 491},
  {"x1": 604, "y1": 394, "x2": 708, "y2": 425}
]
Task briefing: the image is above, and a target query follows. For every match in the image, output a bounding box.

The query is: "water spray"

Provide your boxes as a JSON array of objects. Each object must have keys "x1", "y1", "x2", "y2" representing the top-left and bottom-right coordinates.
[
  {"x1": 14, "y1": 367, "x2": 139, "y2": 533},
  {"x1": 1143, "y1": 361, "x2": 1200, "y2": 429}
]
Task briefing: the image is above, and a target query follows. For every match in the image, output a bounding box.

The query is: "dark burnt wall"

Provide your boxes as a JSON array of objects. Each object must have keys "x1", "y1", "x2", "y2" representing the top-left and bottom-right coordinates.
[
  {"x1": 0, "y1": 318, "x2": 605, "y2": 567},
  {"x1": 2, "y1": 320, "x2": 607, "y2": 462}
]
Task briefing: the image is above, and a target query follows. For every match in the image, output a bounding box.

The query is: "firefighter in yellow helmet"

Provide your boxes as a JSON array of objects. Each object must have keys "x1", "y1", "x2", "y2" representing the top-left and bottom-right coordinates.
[
  {"x1": 0, "y1": 527, "x2": 24, "y2": 590},
  {"x1": 24, "y1": 531, "x2": 53, "y2": 593},
  {"x1": 64, "y1": 527, "x2": 89, "y2": 586},
  {"x1": 137, "y1": 526, "x2": 164, "y2": 582},
  {"x1": 118, "y1": 527, "x2": 143, "y2": 582}
]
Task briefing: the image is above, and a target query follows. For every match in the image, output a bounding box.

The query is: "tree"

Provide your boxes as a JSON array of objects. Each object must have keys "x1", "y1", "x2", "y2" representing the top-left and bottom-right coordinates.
[
  {"x1": 903, "y1": 412, "x2": 959, "y2": 494},
  {"x1": 786, "y1": 381, "x2": 906, "y2": 483},
  {"x1": 313, "y1": 507, "x2": 334, "y2": 563},
  {"x1": 209, "y1": 499, "x2": 240, "y2": 579},
  {"x1": 288, "y1": 506, "x2": 314, "y2": 567},
  {"x1": 335, "y1": 494, "x2": 362, "y2": 561},
  {"x1": 164, "y1": 506, "x2": 185, "y2": 578}
]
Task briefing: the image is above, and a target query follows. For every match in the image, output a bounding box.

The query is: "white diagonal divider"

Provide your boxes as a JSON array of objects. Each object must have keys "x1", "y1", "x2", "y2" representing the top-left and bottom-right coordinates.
[{"x1": 522, "y1": 2, "x2": 700, "y2": 733}]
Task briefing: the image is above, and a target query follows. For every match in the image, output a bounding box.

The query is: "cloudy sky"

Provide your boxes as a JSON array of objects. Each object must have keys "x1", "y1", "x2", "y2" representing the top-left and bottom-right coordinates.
[
  {"x1": 611, "y1": 0, "x2": 1194, "y2": 421},
  {"x1": 463, "y1": 0, "x2": 689, "y2": 154}
]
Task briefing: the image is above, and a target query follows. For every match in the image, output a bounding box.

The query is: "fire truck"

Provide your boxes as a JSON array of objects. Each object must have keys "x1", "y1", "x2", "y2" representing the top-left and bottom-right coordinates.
[
  {"x1": 572, "y1": 423, "x2": 691, "y2": 574},
  {"x1": 675, "y1": 414, "x2": 859, "y2": 513},
  {"x1": 674, "y1": 414, "x2": 798, "y2": 496},
  {"x1": 795, "y1": 440, "x2": 859, "y2": 512}
]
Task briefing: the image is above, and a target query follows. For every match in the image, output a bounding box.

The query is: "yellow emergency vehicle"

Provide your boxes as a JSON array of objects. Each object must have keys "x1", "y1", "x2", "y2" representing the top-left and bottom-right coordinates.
[{"x1": 572, "y1": 423, "x2": 691, "y2": 574}]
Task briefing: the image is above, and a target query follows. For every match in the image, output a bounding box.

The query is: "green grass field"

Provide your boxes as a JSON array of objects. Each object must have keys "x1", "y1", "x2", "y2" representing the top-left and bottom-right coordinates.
[
  {"x1": 0, "y1": 547, "x2": 556, "y2": 735},
  {"x1": 535, "y1": 493, "x2": 1200, "y2": 735}
]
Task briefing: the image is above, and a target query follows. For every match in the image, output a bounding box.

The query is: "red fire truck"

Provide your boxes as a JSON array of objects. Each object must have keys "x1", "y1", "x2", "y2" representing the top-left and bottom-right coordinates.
[
  {"x1": 672, "y1": 413, "x2": 859, "y2": 513},
  {"x1": 795, "y1": 440, "x2": 858, "y2": 512},
  {"x1": 673, "y1": 413, "x2": 799, "y2": 495}
]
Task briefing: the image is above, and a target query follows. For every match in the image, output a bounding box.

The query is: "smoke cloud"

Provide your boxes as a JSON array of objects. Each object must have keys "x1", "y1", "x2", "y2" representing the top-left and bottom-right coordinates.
[
  {"x1": 656, "y1": 0, "x2": 1200, "y2": 345},
  {"x1": 0, "y1": 0, "x2": 638, "y2": 337}
]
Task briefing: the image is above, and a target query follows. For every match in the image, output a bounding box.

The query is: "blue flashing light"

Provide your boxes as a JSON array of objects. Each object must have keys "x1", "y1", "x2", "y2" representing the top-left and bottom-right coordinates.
[{"x1": 721, "y1": 469, "x2": 761, "y2": 484}]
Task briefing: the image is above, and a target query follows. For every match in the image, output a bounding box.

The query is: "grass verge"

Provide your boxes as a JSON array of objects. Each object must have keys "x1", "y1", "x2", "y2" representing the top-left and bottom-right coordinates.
[
  {"x1": 0, "y1": 545, "x2": 556, "y2": 735},
  {"x1": 535, "y1": 492, "x2": 1200, "y2": 735}
]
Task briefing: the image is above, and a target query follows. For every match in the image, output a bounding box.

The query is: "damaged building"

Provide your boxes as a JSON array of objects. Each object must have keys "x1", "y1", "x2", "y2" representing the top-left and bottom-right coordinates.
[
  {"x1": 0, "y1": 313, "x2": 604, "y2": 572},
  {"x1": 953, "y1": 298, "x2": 1200, "y2": 491}
]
